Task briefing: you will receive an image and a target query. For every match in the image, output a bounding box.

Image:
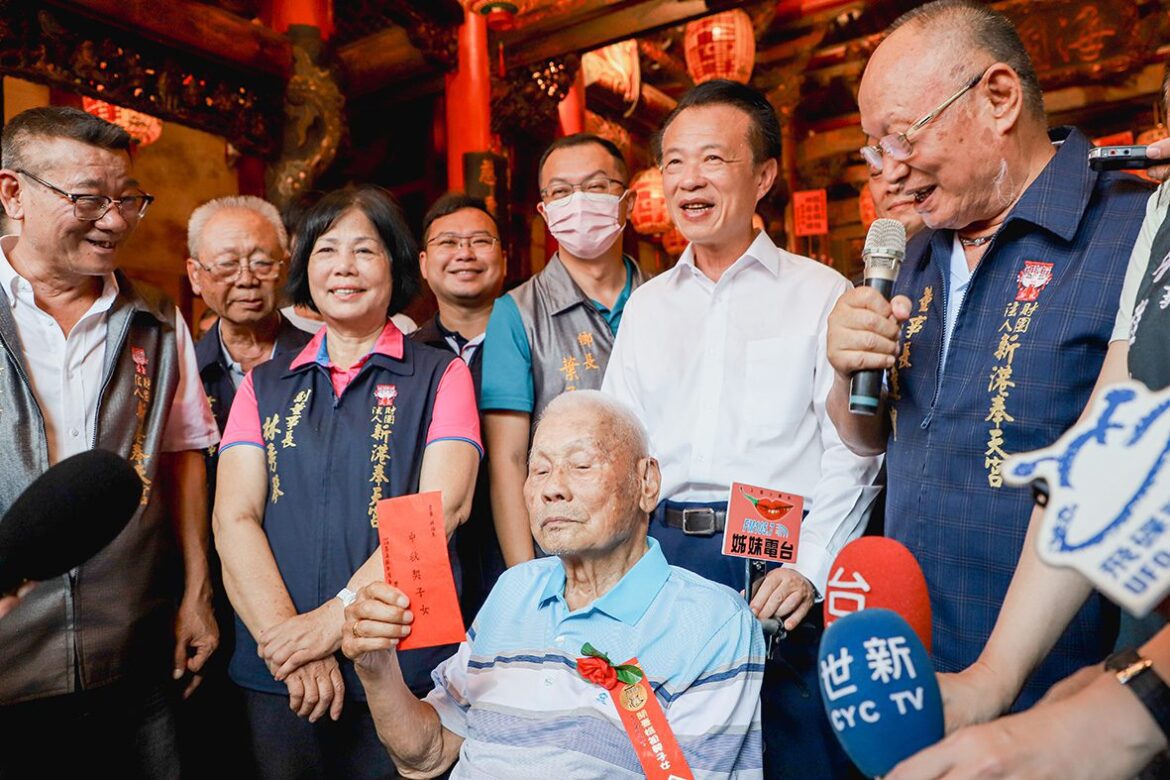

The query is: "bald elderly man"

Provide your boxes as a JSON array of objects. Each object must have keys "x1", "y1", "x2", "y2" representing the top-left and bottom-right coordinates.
[
  {"x1": 342, "y1": 391, "x2": 765, "y2": 778},
  {"x1": 825, "y1": 0, "x2": 1152, "y2": 708}
]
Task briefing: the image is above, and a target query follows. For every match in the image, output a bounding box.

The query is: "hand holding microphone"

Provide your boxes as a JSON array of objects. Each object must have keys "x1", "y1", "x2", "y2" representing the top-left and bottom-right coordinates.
[{"x1": 826, "y1": 218, "x2": 911, "y2": 415}]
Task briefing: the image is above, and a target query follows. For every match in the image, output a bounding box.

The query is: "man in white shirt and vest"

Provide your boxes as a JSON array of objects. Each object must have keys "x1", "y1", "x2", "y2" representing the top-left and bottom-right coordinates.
[
  {"x1": 602, "y1": 80, "x2": 882, "y2": 779},
  {"x1": 0, "y1": 106, "x2": 220, "y2": 777}
]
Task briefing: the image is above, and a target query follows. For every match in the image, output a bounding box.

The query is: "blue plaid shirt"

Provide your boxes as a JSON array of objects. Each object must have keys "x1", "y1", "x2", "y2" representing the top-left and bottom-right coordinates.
[{"x1": 886, "y1": 127, "x2": 1153, "y2": 706}]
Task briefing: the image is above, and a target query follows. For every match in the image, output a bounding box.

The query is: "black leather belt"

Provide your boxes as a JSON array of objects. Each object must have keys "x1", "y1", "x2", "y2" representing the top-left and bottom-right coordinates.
[{"x1": 661, "y1": 506, "x2": 727, "y2": 535}]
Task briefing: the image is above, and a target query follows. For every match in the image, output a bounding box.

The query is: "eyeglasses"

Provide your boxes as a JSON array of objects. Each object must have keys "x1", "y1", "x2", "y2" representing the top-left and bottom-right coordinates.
[
  {"x1": 426, "y1": 232, "x2": 500, "y2": 255},
  {"x1": 540, "y1": 175, "x2": 626, "y2": 203},
  {"x1": 17, "y1": 169, "x2": 154, "y2": 221},
  {"x1": 195, "y1": 254, "x2": 283, "y2": 282},
  {"x1": 860, "y1": 67, "x2": 989, "y2": 174}
]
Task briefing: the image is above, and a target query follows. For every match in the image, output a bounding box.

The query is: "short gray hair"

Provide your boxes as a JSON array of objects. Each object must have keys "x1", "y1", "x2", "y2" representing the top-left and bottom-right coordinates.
[
  {"x1": 534, "y1": 390, "x2": 650, "y2": 461},
  {"x1": 187, "y1": 195, "x2": 289, "y2": 259},
  {"x1": 888, "y1": 0, "x2": 1046, "y2": 121}
]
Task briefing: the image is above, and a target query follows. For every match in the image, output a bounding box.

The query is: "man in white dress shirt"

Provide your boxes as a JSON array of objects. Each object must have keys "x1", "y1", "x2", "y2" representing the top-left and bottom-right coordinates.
[
  {"x1": 0, "y1": 106, "x2": 220, "y2": 777},
  {"x1": 601, "y1": 79, "x2": 881, "y2": 779}
]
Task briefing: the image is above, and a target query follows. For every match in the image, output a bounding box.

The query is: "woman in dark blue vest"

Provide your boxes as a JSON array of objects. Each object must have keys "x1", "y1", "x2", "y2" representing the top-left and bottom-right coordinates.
[{"x1": 213, "y1": 186, "x2": 482, "y2": 779}]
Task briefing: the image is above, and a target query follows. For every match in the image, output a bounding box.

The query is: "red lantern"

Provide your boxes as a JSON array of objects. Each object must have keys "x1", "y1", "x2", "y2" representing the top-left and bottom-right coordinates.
[
  {"x1": 464, "y1": 1, "x2": 529, "y2": 32},
  {"x1": 629, "y1": 168, "x2": 672, "y2": 236},
  {"x1": 661, "y1": 226, "x2": 689, "y2": 256},
  {"x1": 684, "y1": 10, "x2": 756, "y2": 85},
  {"x1": 81, "y1": 98, "x2": 163, "y2": 147}
]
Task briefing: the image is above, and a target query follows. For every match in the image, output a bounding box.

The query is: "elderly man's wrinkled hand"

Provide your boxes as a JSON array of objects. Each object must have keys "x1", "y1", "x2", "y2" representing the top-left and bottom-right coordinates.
[
  {"x1": 259, "y1": 602, "x2": 345, "y2": 681},
  {"x1": 826, "y1": 286, "x2": 911, "y2": 383},
  {"x1": 750, "y1": 568, "x2": 815, "y2": 632},
  {"x1": 342, "y1": 582, "x2": 413, "y2": 674},
  {"x1": 285, "y1": 656, "x2": 345, "y2": 723}
]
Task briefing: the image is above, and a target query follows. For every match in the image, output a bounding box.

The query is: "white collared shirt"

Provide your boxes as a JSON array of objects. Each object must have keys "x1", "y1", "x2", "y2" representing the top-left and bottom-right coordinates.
[
  {"x1": 942, "y1": 234, "x2": 974, "y2": 371},
  {"x1": 601, "y1": 231, "x2": 882, "y2": 590},
  {"x1": 0, "y1": 236, "x2": 218, "y2": 464},
  {"x1": 446, "y1": 331, "x2": 485, "y2": 366}
]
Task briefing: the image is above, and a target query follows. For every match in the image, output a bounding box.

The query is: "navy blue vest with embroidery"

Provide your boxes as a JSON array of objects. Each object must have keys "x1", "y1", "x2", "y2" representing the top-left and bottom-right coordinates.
[
  {"x1": 884, "y1": 130, "x2": 1149, "y2": 705},
  {"x1": 228, "y1": 336, "x2": 462, "y2": 698}
]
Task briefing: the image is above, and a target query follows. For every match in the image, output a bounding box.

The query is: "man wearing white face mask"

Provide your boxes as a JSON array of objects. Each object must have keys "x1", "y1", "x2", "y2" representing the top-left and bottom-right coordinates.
[{"x1": 481, "y1": 133, "x2": 645, "y2": 568}]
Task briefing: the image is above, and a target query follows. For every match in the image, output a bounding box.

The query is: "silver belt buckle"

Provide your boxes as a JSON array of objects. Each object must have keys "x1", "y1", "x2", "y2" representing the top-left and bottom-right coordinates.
[{"x1": 681, "y1": 507, "x2": 716, "y2": 535}]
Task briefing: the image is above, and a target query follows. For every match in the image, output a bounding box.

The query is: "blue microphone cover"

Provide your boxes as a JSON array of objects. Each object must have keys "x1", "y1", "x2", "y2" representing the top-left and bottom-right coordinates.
[{"x1": 818, "y1": 608, "x2": 943, "y2": 778}]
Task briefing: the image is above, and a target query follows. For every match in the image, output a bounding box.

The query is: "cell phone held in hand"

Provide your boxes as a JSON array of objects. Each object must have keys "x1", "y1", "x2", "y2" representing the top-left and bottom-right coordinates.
[{"x1": 1089, "y1": 145, "x2": 1161, "y2": 171}]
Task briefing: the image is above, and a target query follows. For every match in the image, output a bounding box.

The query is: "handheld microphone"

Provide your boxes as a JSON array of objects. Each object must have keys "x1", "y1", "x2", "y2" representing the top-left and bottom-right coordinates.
[
  {"x1": 0, "y1": 449, "x2": 143, "y2": 595},
  {"x1": 823, "y1": 536, "x2": 932, "y2": 652},
  {"x1": 849, "y1": 218, "x2": 907, "y2": 415},
  {"x1": 818, "y1": 608, "x2": 943, "y2": 778}
]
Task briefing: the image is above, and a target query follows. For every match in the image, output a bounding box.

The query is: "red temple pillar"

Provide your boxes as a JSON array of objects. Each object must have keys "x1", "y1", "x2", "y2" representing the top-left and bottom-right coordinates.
[
  {"x1": 265, "y1": 0, "x2": 334, "y2": 39},
  {"x1": 557, "y1": 70, "x2": 586, "y2": 136},
  {"x1": 445, "y1": 8, "x2": 492, "y2": 190}
]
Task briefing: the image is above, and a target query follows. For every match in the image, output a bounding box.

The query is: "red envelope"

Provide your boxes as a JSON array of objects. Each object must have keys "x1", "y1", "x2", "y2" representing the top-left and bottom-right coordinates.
[{"x1": 376, "y1": 491, "x2": 465, "y2": 650}]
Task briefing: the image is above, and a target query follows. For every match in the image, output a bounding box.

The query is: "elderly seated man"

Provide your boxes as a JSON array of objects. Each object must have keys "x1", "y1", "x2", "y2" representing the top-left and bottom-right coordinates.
[{"x1": 342, "y1": 390, "x2": 765, "y2": 778}]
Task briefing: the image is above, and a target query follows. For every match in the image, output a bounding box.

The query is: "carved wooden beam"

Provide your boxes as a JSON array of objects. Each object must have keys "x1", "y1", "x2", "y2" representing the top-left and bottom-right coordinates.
[
  {"x1": 0, "y1": 0, "x2": 284, "y2": 157},
  {"x1": 337, "y1": 26, "x2": 435, "y2": 98},
  {"x1": 500, "y1": 0, "x2": 711, "y2": 71},
  {"x1": 637, "y1": 39, "x2": 691, "y2": 89},
  {"x1": 587, "y1": 81, "x2": 676, "y2": 138},
  {"x1": 46, "y1": 0, "x2": 292, "y2": 77},
  {"x1": 379, "y1": 0, "x2": 463, "y2": 30}
]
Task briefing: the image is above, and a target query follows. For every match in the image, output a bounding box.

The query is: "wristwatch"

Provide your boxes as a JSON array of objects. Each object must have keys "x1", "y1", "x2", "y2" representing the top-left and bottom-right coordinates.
[
  {"x1": 336, "y1": 587, "x2": 357, "y2": 607},
  {"x1": 1110, "y1": 648, "x2": 1170, "y2": 742}
]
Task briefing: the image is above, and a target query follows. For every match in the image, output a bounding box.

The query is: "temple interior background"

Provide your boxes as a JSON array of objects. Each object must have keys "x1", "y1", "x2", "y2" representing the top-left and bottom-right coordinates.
[{"x1": 4, "y1": 0, "x2": 1165, "y2": 326}]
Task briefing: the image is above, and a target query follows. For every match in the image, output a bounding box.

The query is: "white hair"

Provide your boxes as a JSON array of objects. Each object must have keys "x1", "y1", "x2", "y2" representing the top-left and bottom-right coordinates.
[
  {"x1": 535, "y1": 390, "x2": 650, "y2": 460},
  {"x1": 187, "y1": 195, "x2": 289, "y2": 259}
]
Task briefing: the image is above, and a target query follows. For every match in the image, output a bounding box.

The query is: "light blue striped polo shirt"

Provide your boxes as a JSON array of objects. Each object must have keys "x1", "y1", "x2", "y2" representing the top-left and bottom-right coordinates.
[{"x1": 425, "y1": 537, "x2": 766, "y2": 778}]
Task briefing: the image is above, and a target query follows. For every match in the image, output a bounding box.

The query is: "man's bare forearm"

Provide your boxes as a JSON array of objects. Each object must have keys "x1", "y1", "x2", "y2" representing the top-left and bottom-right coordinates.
[
  {"x1": 485, "y1": 412, "x2": 535, "y2": 567},
  {"x1": 359, "y1": 657, "x2": 459, "y2": 779},
  {"x1": 826, "y1": 374, "x2": 890, "y2": 457},
  {"x1": 164, "y1": 450, "x2": 213, "y2": 601}
]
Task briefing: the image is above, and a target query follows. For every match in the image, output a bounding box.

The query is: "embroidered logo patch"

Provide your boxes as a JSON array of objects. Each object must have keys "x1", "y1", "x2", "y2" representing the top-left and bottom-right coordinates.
[
  {"x1": 131, "y1": 346, "x2": 148, "y2": 375},
  {"x1": 374, "y1": 384, "x2": 398, "y2": 407},
  {"x1": 1016, "y1": 261, "x2": 1054, "y2": 302}
]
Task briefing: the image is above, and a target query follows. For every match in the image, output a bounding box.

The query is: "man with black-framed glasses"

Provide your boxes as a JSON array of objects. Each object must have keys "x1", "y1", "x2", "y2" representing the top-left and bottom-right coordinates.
[
  {"x1": 825, "y1": 0, "x2": 1153, "y2": 715},
  {"x1": 413, "y1": 193, "x2": 507, "y2": 622},
  {"x1": 0, "y1": 106, "x2": 220, "y2": 777}
]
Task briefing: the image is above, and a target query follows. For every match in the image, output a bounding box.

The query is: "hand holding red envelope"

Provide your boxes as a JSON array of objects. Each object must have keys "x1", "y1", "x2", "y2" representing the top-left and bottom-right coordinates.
[{"x1": 376, "y1": 492, "x2": 465, "y2": 651}]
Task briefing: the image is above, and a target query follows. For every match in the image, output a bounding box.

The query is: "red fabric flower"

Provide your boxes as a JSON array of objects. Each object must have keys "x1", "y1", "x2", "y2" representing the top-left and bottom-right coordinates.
[{"x1": 577, "y1": 655, "x2": 621, "y2": 690}]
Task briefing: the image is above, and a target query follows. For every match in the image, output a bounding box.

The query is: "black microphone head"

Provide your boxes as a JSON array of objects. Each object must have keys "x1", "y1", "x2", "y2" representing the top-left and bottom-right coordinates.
[{"x1": 0, "y1": 449, "x2": 143, "y2": 593}]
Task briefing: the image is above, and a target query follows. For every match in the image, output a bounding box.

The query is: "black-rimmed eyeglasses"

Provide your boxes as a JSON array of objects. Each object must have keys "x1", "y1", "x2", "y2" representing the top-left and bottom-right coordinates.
[{"x1": 16, "y1": 169, "x2": 154, "y2": 221}]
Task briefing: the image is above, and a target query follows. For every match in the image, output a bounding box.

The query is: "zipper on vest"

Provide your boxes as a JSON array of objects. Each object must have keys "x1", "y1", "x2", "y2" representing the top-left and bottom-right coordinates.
[{"x1": 90, "y1": 311, "x2": 135, "y2": 448}]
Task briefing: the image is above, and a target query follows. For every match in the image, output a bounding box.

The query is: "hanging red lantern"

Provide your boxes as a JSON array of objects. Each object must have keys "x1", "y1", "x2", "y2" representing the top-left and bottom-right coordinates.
[
  {"x1": 661, "y1": 225, "x2": 689, "y2": 256},
  {"x1": 684, "y1": 10, "x2": 756, "y2": 85},
  {"x1": 81, "y1": 98, "x2": 163, "y2": 147},
  {"x1": 629, "y1": 168, "x2": 672, "y2": 236},
  {"x1": 464, "y1": 1, "x2": 529, "y2": 32}
]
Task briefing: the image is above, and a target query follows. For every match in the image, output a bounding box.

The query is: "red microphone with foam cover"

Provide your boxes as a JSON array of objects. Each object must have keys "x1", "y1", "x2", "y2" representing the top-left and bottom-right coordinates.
[{"x1": 823, "y1": 536, "x2": 932, "y2": 652}]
